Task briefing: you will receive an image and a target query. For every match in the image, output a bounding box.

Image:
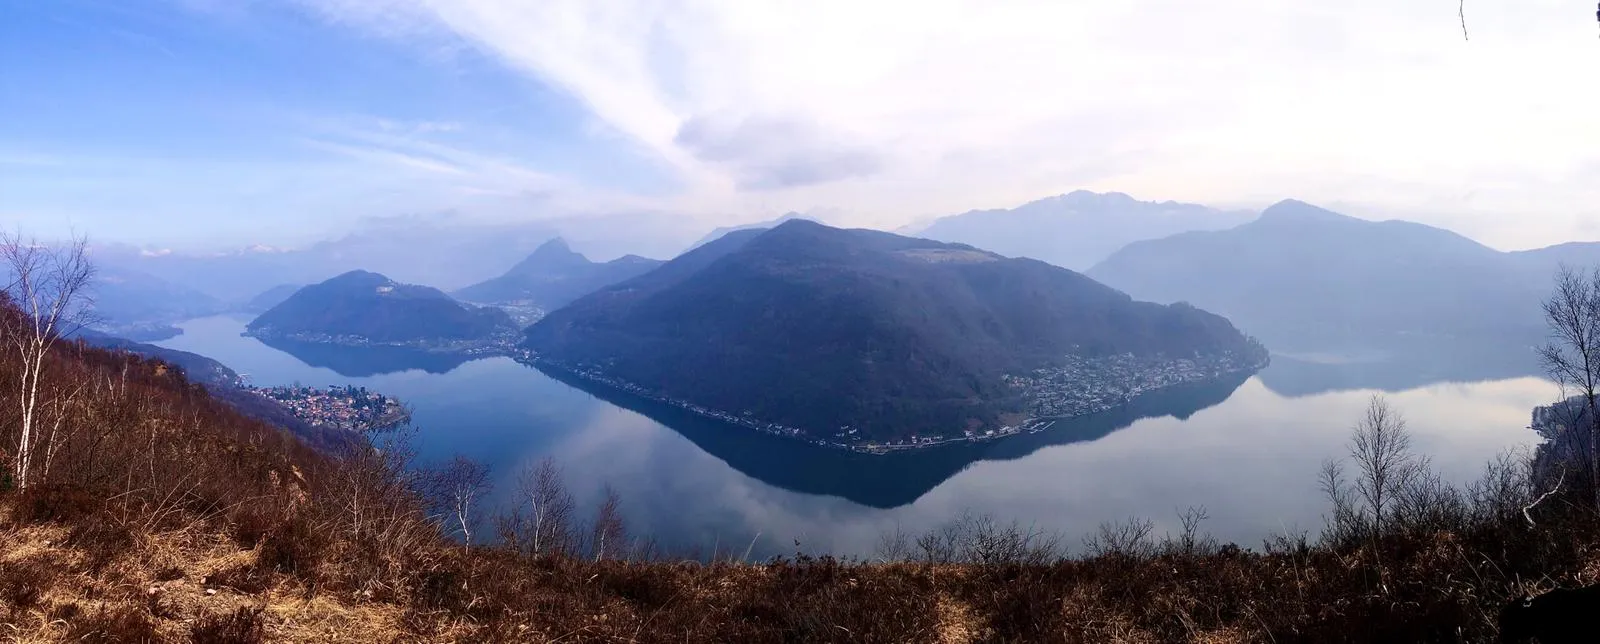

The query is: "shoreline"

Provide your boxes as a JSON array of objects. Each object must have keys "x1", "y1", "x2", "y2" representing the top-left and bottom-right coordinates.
[
  {"x1": 521, "y1": 354, "x2": 1269, "y2": 455},
  {"x1": 241, "y1": 329, "x2": 516, "y2": 357}
]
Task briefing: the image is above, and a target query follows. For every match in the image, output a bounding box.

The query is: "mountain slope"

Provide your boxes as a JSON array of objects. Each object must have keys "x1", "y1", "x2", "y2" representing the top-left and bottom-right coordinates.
[
  {"x1": 453, "y1": 238, "x2": 663, "y2": 308},
  {"x1": 1086, "y1": 199, "x2": 1545, "y2": 355},
  {"x1": 915, "y1": 191, "x2": 1254, "y2": 270},
  {"x1": 525, "y1": 221, "x2": 1265, "y2": 444},
  {"x1": 248, "y1": 270, "x2": 514, "y2": 346},
  {"x1": 242, "y1": 283, "x2": 303, "y2": 313}
]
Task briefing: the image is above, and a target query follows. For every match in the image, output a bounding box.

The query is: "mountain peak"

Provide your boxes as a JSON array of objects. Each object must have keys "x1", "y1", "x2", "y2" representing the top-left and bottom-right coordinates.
[
  {"x1": 511, "y1": 237, "x2": 590, "y2": 272},
  {"x1": 1257, "y1": 200, "x2": 1356, "y2": 224},
  {"x1": 1058, "y1": 190, "x2": 1135, "y2": 207},
  {"x1": 328, "y1": 270, "x2": 392, "y2": 286},
  {"x1": 533, "y1": 237, "x2": 578, "y2": 256}
]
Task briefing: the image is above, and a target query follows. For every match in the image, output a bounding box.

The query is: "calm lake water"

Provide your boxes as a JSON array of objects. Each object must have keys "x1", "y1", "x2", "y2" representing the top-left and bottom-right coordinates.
[{"x1": 158, "y1": 315, "x2": 1551, "y2": 559}]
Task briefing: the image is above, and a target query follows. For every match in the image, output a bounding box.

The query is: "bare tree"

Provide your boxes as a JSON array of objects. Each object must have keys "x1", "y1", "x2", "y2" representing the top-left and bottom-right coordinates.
[
  {"x1": 0, "y1": 233, "x2": 95, "y2": 490},
  {"x1": 496, "y1": 457, "x2": 576, "y2": 556},
  {"x1": 1538, "y1": 265, "x2": 1600, "y2": 509},
  {"x1": 1319, "y1": 458, "x2": 1362, "y2": 545},
  {"x1": 1347, "y1": 395, "x2": 1424, "y2": 541},
  {"x1": 590, "y1": 484, "x2": 627, "y2": 561},
  {"x1": 426, "y1": 455, "x2": 492, "y2": 546}
]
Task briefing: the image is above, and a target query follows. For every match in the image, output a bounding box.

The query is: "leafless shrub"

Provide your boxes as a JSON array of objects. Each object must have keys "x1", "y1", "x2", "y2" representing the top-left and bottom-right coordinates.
[
  {"x1": 1392, "y1": 468, "x2": 1467, "y2": 536},
  {"x1": 1162, "y1": 506, "x2": 1219, "y2": 556},
  {"x1": 1469, "y1": 449, "x2": 1533, "y2": 525},
  {"x1": 874, "y1": 524, "x2": 914, "y2": 562},
  {"x1": 1083, "y1": 517, "x2": 1155, "y2": 559},
  {"x1": 911, "y1": 511, "x2": 1062, "y2": 565}
]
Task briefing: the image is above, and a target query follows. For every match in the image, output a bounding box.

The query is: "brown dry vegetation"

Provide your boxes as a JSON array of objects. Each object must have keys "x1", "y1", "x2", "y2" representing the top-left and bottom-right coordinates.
[{"x1": 3, "y1": 304, "x2": 1600, "y2": 642}]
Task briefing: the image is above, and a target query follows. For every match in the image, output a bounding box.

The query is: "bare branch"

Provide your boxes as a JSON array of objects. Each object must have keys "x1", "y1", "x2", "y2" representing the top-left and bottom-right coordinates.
[{"x1": 1524, "y1": 467, "x2": 1565, "y2": 528}]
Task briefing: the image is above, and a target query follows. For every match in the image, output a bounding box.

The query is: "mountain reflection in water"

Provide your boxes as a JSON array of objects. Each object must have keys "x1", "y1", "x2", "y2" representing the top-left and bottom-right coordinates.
[
  {"x1": 157, "y1": 316, "x2": 1546, "y2": 558},
  {"x1": 540, "y1": 364, "x2": 1254, "y2": 508}
]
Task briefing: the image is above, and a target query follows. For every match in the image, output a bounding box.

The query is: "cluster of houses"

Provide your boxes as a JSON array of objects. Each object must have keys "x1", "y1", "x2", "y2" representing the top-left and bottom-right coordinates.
[
  {"x1": 1006, "y1": 351, "x2": 1267, "y2": 419},
  {"x1": 250, "y1": 384, "x2": 408, "y2": 432}
]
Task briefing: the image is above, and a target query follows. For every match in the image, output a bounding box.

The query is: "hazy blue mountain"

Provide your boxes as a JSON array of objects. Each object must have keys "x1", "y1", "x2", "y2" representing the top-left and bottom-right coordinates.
[
  {"x1": 1087, "y1": 199, "x2": 1552, "y2": 356},
  {"x1": 93, "y1": 218, "x2": 565, "y2": 302},
  {"x1": 1507, "y1": 241, "x2": 1600, "y2": 276},
  {"x1": 242, "y1": 284, "x2": 303, "y2": 313},
  {"x1": 915, "y1": 191, "x2": 1254, "y2": 270},
  {"x1": 452, "y1": 238, "x2": 663, "y2": 308},
  {"x1": 87, "y1": 267, "x2": 227, "y2": 339},
  {"x1": 685, "y1": 212, "x2": 812, "y2": 251},
  {"x1": 525, "y1": 220, "x2": 1264, "y2": 444},
  {"x1": 248, "y1": 271, "x2": 515, "y2": 346}
]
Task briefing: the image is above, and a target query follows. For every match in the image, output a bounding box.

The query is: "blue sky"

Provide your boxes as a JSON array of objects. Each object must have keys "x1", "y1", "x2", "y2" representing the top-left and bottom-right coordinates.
[
  {"x1": 1, "y1": 0, "x2": 675, "y2": 248},
  {"x1": 4, "y1": 0, "x2": 1599, "y2": 252}
]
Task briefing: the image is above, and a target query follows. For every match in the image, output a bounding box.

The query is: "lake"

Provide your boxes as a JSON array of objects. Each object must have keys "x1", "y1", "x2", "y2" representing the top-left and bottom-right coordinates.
[{"x1": 158, "y1": 315, "x2": 1551, "y2": 559}]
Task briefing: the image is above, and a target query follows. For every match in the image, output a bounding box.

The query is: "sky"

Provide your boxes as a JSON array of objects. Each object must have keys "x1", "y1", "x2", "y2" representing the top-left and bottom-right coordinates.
[{"x1": 3, "y1": 0, "x2": 1599, "y2": 251}]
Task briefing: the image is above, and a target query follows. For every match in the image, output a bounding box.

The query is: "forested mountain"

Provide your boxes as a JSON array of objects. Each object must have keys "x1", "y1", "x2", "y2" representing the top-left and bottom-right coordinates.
[
  {"x1": 1086, "y1": 199, "x2": 1568, "y2": 356},
  {"x1": 914, "y1": 191, "x2": 1253, "y2": 270},
  {"x1": 525, "y1": 220, "x2": 1265, "y2": 443},
  {"x1": 248, "y1": 270, "x2": 515, "y2": 346},
  {"x1": 453, "y1": 238, "x2": 662, "y2": 308}
]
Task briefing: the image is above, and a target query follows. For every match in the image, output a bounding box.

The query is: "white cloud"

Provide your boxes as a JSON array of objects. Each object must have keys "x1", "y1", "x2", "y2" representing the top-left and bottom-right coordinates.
[{"x1": 308, "y1": 0, "x2": 1600, "y2": 247}]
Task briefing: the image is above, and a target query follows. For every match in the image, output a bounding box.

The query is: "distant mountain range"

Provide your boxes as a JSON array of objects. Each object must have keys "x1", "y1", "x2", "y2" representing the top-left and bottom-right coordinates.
[
  {"x1": 453, "y1": 238, "x2": 662, "y2": 309},
  {"x1": 92, "y1": 214, "x2": 707, "y2": 307},
  {"x1": 914, "y1": 191, "x2": 1254, "y2": 270},
  {"x1": 1087, "y1": 199, "x2": 1598, "y2": 358},
  {"x1": 92, "y1": 219, "x2": 567, "y2": 303},
  {"x1": 524, "y1": 220, "x2": 1266, "y2": 445},
  {"x1": 248, "y1": 271, "x2": 516, "y2": 348},
  {"x1": 685, "y1": 212, "x2": 813, "y2": 251}
]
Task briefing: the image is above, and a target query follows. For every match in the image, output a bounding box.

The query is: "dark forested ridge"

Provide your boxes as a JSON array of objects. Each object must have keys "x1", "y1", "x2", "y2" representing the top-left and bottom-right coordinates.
[
  {"x1": 524, "y1": 220, "x2": 1266, "y2": 444},
  {"x1": 247, "y1": 270, "x2": 515, "y2": 346},
  {"x1": 452, "y1": 238, "x2": 663, "y2": 308}
]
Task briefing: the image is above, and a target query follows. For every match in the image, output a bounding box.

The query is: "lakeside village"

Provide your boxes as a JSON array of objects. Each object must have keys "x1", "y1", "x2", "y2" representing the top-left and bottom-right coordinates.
[
  {"x1": 248, "y1": 384, "x2": 410, "y2": 432},
  {"x1": 244, "y1": 327, "x2": 519, "y2": 358},
  {"x1": 522, "y1": 350, "x2": 1270, "y2": 455}
]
